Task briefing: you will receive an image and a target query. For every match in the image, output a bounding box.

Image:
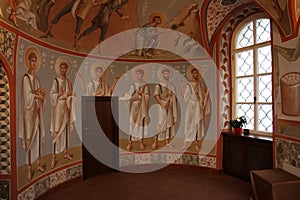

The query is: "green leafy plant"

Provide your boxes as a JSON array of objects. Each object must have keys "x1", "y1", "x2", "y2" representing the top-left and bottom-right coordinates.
[{"x1": 229, "y1": 116, "x2": 247, "y2": 128}]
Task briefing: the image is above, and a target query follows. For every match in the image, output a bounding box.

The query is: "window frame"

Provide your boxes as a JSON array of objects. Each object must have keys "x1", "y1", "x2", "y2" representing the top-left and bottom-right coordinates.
[{"x1": 231, "y1": 13, "x2": 273, "y2": 136}]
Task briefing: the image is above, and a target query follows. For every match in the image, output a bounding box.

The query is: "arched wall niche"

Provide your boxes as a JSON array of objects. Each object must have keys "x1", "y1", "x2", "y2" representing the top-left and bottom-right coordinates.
[{"x1": 209, "y1": 4, "x2": 262, "y2": 130}]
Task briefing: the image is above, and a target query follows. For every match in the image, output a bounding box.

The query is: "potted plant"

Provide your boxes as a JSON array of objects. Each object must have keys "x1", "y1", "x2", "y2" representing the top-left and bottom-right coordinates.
[{"x1": 229, "y1": 116, "x2": 247, "y2": 134}]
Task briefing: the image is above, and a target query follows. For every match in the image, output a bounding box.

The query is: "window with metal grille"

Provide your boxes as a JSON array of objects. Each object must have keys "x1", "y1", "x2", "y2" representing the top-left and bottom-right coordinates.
[{"x1": 232, "y1": 16, "x2": 272, "y2": 134}]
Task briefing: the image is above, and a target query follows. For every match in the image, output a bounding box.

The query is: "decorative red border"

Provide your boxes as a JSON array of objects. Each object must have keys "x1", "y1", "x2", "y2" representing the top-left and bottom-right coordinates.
[
  {"x1": 119, "y1": 152, "x2": 217, "y2": 157},
  {"x1": 17, "y1": 160, "x2": 82, "y2": 193},
  {"x1": 0, "y1": 53, "x2": 17, "y2": 200}
]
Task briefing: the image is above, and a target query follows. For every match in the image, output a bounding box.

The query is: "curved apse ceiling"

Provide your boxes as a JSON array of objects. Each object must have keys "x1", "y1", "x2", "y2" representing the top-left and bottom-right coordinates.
[{"x1": 0, "y1": 0, "x2": 258, "y2": 56}]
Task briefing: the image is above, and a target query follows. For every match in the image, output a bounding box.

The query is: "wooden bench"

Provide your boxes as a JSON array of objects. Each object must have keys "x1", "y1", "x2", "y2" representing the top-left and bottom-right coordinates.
[{"x1": 251, "y1": 169, "x2": 300, "y2": 200}]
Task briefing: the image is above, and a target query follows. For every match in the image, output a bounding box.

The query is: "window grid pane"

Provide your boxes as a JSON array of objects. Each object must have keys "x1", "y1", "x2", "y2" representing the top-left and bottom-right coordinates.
[
  {"x1": 236, "y1": 77, "x2": 254, "y2": 102},
  {"x1": 236, "y1": 50, "x2": 254, "y2": 76},
  {"x1": 257, "y1": 104, "x2": 273, "y2": 132},
  {"x1": 236, "y1": 22, "x2": 254, "y2": 48},
  {"x1": 258, "y1": 75, "x2": 272, "y2": 103},
  {"x1": 233, "y1": 17, "x2": 272, "y2": 134},
  {"x1": 258, "y1": 45, "x2": 272, "y2": 74},
  {"x1": 256, "y1": 19, "x2": 271, "y2": 44},
  {"x1": 237, "y1": 104, "x2": 254, "y2": 130}
]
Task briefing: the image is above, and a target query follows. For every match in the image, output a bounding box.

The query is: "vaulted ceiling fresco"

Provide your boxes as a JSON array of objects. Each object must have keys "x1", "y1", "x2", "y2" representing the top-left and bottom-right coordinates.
[{"x1": 0, "y1": 0, "x2": 299, "y2": 55}]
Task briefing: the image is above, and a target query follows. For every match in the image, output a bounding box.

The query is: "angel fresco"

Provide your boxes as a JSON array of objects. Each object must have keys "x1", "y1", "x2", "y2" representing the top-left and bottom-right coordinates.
[
  {"x1": 40, "y1": 0, "x2": 76, "y2": 39},
  {"x1": 3, "y1": 0, "x2": 205, "y2": 57},
  {"x1": 6, "y1": 0, "x2": 38, "y2": 29},
  {"x1": 5, "y1": 0, "x2": 19, "y2": 27},
  {"x1": 128, "y1": 15, "x2": 162, "y2": 58},
  {"x1": 36, "y1": 0, "x2": 55, "y2": 32},
  {"x1": 41, "y1": 0, "x2": 111, "y2": 50},
  {"x1": 78, "y1": 0, "x2": 129, "y2": 51}
]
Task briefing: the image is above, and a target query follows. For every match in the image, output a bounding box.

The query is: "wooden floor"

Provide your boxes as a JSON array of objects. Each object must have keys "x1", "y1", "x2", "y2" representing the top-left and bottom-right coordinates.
[{"x1": 42, "y1": 165, "x2": 250, "y2": 200}]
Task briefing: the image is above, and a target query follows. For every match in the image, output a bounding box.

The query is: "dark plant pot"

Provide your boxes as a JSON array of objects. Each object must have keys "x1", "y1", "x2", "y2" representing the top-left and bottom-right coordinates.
[
  {"x1": 244, "y1": 129, "x2": 250, "y2": 135},
  {"x1": 234, "y1": 127, "x2": 242, "y2": 135}
]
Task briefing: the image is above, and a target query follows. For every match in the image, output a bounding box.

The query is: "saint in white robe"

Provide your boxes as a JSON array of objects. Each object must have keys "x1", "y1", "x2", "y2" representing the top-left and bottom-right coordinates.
[
  {"x1": 120, "y1": 81, "x2": 150, "y2": 140},
  {"x1": 19, "y1": 73, "x2": 45, "y2": 164},
  {"x1": 50, "y1": 77, "x2": 76, "y2": 153},
  {"x1": 154, "y1": 82, "x2": 178, "y2": 141},
  {"x1": 86, "y1": 79, "x2": 110, "y2": 96},
  {"x1": 184, "y1": 80, "x2": 210, "y2": 142}
]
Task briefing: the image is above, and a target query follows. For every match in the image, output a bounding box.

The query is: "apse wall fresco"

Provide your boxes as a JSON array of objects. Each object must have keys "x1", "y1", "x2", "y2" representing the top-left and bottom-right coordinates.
[
  {"x1": 296, "y1": 0, "x2": 300, "y2": 21},
  {"x1": 75, "y1": 60, "x2": 218, "y2": 171},
  {"x1": 15, "y1": 38, "x2": 219, "y2": 198},
  {"x1": 273, "y1": 23, "x2": 300, "y2": 177},
  {"x1": 9, "y1": 1, "x2": 222, "y2": 198},
  {"x1": 274, "y1": 27, "x2": 300, "y2": 139},
  {"x1": 16, "y1": 38, "x2": 83, "y2": 190},
  {"x1": 254, "y1": 0, "x2": 297, "y2": 38}
]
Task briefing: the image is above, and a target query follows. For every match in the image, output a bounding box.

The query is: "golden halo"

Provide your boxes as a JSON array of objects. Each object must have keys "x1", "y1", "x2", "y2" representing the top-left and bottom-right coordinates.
[
  {"x1": 55, "y1": 56, "x2": 71, "y2": 76},
  {"x1": 131, "y1": 65, "x2": 149, "y2": 82},
  {"x1": 186, "y1": 65, "x2": 204, "y2": 81},
  {"x1": 90, "y1": 62, "x2": 108, "y2": 80},
  {"x1": 24, "y1": 46, "x2": 41, "y2": 72},
  {"x1": 157, "y1": 66, "x2": 174, "y2": 81},
  {"x1": 148, "y1": 11, "x2": 165, "y2": 25}
]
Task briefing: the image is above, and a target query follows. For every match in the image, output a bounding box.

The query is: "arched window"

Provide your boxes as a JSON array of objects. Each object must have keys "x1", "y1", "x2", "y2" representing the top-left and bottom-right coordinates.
[{"x1": 232, "y1": 15, "x2": 272, "y2": 134}]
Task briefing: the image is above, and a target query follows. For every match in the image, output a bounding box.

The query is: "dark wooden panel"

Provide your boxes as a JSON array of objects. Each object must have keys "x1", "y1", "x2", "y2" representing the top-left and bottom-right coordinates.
[
  {"x1": 223, "y1": 136, "x2": 245, "y2": 179},
  {"x1": 82, "y1": 96, "x2": 119, "y2": 180},
  {"x1": 246, "y1": 142, "x2": 273, "y2": 179},
  {"x1": 222, "y1": 132, "x2": 273, "y2": 182}
]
